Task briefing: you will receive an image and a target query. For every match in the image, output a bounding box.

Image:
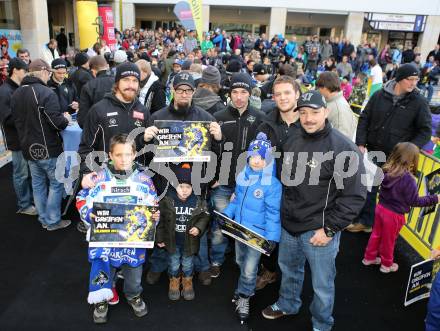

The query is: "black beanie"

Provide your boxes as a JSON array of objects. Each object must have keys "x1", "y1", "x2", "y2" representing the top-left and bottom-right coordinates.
[
  {"x1": 173, "y1": 163, "x2": 192, "y2": 185},
  {"x1": 230, "y1": 73, "x2": 253, "y2": 94},
  {"x1": 115, "y1": 62, "x2": 140, "y2": 82},
  {"x1": 395, "y1": 64, "x2": 420, "y2": 82},
  {"x1": 74, "y1": 52, "x2": 89, "y2": 67}
]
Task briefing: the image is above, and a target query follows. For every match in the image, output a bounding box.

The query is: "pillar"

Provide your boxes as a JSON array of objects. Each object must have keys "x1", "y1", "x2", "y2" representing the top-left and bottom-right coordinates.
[
  {"x1": 112, "y1": 0, "x2": 121, "y2": 31},
  {"x1": 18, "y1": 0, "x2": 50, "y2": 59},
  {"x1": 344, "y1": 12, "x2": 364, "y2": 46},
  {"x1": 418, "y1": 15, "x2": 440, "y2": 62},
  {"x1": 122, "y1": 2, "x2": 135, "y2": 30},
  {"x1": 268, "y1": 7, "x2": 287, "y2": 38},
  {"x1": 202, "y1": 4, "x2": 210, "y2": 35}
]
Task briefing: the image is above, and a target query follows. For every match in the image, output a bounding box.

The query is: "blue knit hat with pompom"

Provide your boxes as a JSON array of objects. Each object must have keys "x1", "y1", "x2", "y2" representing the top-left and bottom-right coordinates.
[{"x1": 247, "y1": 132, "x2": 272, "y2": 160}]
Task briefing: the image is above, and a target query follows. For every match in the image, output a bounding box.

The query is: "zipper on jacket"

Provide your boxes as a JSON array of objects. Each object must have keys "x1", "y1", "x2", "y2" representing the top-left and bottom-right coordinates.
[
  {"x1": 239, "y1": 185, "x2": 250, "y2": 225},
  {"x1": 241, "y1": 126, "x2": 248, "y2": 150}
]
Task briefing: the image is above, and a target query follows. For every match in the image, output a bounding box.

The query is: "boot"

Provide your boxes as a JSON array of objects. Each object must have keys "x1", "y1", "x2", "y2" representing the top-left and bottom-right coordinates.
[
  {"x1": 168, "y1": 276, "x2": 181, "y2": 301},
  {"x1": 93, "y1": 301, "x2": 108, "y2": 324},
  {"x1": 256, "y1": 265, "x2": 277, "y2": 290},
  {"x1": 181, "y1": 276, "x2": 195, "y2": 300}
]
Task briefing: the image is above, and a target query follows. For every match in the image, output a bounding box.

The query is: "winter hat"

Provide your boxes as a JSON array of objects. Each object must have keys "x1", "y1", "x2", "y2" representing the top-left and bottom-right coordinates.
[
  {"x1": 51, "y1": 58, "x2": 67, "y2": 70},
  {"x1": 7, "y1": 58, "x2": 28, "y2": 75},
  {"x1": 173, "y1": 163, "x2": 192, "y2": 185},
  {"x1": 114, "y1": 49, "x2": 128, "y2": 64},
  {"x1": 253, "y1": 63, "x2": 267, "y2": 76},
  {"x1": 395, "y1": 64, "x2": 420, "y2": 82},
  {"x1": 247, "y1": 132, "x2": 272, "y2": 161},
  {"x1": 115, "y1": 62, "x2": 140, "y2": 82},
  {"x1": 230, "y1": 72, "x2": 253, "y2": 94},
  {"x1": 201, "y1": 65, "x2": 221, "y2": 85},
  {"x1": 74, "y1": 52, "x2": 89, "y2": 67},
  {"x1": 226, "y1": 59, "x2": 242, "y2": 73}
]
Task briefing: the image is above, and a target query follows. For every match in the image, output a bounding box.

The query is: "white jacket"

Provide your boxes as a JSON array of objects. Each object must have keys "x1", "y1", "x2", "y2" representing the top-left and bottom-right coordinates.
[
  {"x1": 326, "y1": 91, "x2": 358, "y2": 141},
  {"x1": 41, "y1": 45, "x2": 59, "y2": 65}
]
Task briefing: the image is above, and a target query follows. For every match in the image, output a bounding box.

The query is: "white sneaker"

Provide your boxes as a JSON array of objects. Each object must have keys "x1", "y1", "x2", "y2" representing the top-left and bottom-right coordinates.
[
  {"x1": 47, "y1": 219, "x2": 71, "y2": 231},
  {"x1": 380, "y1": 263, "x2": 399, "y2": 273},
  {"x1": 17, "y1": 205, "x2": 38, "y2": 216}
]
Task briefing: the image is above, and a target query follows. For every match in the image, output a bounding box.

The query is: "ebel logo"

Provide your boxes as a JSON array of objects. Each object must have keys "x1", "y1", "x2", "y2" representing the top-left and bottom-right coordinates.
[{"x1": 111, "y1": 186, "x2": 130, "y2": 194}]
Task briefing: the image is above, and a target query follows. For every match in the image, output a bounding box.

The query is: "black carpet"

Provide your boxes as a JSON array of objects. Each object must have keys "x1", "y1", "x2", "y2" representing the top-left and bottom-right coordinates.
[{"x1": 0, "y1": 163, "x2": 427, "y2": 331}]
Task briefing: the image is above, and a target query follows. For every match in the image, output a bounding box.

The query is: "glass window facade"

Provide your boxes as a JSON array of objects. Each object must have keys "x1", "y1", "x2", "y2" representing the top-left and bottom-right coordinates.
[{"x1": 0, "y1": 0, "x2": 20, "y2": 30}]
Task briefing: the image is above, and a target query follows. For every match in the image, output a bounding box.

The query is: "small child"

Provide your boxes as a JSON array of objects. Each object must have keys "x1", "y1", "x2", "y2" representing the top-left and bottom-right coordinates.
[
  {"x1": 340, "y1": 75, "x2": 353, "y2": 100},
  {"x1": 156, "y1": 163, "x2": 210, "y2": 301},
  {"x1": 76, "y1": 134, "x2": 159, "y2": 324},
  {"x1": 222, "y1": 132, "x2": 281, "y2": 323},
  {"x1": 362, "y1": 142, "x2": 440, "y2": 273}
]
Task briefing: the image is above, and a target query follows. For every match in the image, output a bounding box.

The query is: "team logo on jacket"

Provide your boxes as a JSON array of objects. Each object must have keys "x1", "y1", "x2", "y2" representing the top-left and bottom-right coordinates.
[
  {"x1": 92, "y1": 271, "x2": 109, "y2": 288},
  {"x1": 109, "y1": 118, "x2": 118, "y2": 127},
  {"x1": 247, "y1": 115, "x2": 256, "y2": 124},
  {"x1": 29, "y1": 143, "x2": 48, "y2": 160},
  {"x1": 253, "y1": 189, "x2": 264, "y2": 199},
  {"x1": 134, "y1": 119, "x2": 142, "y2": 127}
]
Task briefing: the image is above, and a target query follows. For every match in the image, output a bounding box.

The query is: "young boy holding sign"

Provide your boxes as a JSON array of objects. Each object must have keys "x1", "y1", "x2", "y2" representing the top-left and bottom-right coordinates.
[
  {"x1": 222, "y1": 132, "x2": 281, "y2": 324},
  {"x1": 76, "y1": 134, "x2": 159, "y2": 324}
]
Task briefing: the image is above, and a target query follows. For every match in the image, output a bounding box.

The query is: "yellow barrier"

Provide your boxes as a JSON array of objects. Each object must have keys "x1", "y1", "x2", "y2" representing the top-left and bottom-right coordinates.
[{"x1": 402, "y1": 151, "x2": 440, "y2": 258}]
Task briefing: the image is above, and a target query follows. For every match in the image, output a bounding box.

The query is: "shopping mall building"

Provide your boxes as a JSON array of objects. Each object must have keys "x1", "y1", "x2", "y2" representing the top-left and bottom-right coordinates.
[{"x1": 2, "y1": 0, "x2": 440, "y2": 61}]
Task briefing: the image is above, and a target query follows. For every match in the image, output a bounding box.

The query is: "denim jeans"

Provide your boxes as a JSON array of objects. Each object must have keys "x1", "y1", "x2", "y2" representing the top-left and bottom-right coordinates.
[
  {"x1": 149, "y1": 246, "x2": 169, "y2": 273},
  {"x1": 28, "y1": 158, "x2": 64, "y2": 226},
  {"x1": 168, "y1": 245, "x2": 194, "y2": 277},
  {"x1": 110, "y1": 264, "x2": 143, "y2": 300},
  {"x1": 276, "y1": 228, "x2": 341, "y2": 331},
  {"x1": 194, "y1": 185, "x2": 233, "y2": 271},
  {"x1": 11, "y1": 150, "x2": 33, "y2": 210},
  {"x1": 235, "y1": 241, "x2": 261, "y2": 297}
]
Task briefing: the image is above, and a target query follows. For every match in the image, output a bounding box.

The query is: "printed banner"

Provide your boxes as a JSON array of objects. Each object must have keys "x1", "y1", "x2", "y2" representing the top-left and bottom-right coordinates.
[
  {"x1": 90, "y1": 202, "x2": 158, "y2": 248},
  {"x1": 420, "y1": 168, "x2": 440, "y2": 217},
  {"x1": 173, "y1": 1, "x2": 196, "y2": 32},
  {"x1": 98, "y1": 5, "x2": 116, "y2": 51},
  {"x1": 187, "y1": 0, "x2": 203, "y2": 41},
  {"x1": 404, "y1": 258, "x2": 440, "y2": 306},
  {"x1": 214, "y1": 210, "x2": 273, "y2": 256},
  {"x1": 0, "y1": 29, "x2": 22, "y2": 58},
  {"x1": 153, "y1": 120, "x2": 211, "y2": 162}
]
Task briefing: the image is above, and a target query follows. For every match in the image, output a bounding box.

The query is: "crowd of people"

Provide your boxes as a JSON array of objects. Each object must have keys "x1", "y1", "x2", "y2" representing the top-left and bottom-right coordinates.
[{"x1": 1, "y1": 25, "x2": 440, "y2": 330}]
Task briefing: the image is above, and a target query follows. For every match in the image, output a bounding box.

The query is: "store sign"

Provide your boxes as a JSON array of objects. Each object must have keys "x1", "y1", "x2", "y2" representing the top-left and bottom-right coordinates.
[{"x1": 366, "y1": 13, "x2": 426, "y2": 32}]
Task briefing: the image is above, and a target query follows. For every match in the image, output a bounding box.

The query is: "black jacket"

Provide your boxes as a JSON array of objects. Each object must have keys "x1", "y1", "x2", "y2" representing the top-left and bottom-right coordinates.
[
  {"x1": 356, "y1": 80, "x2": 431, "y2": 156},
  {"x1": 78, "y1": 93, "x2": 150, "y2": 173},
  {"x1": 78, "y1": 70, "x2": 114, "y2": 128},
  {"x1": 11, "y1": 76, "x2": 68, "y2": 160},
  {"x1": 47, "y1": 77, "x2": 78, "y2": 114},
  {"x1": 69, "y1": 66, "x2": 93, "y2": 97},
  {"x1": 281, "y1": 121, "x2": 367, "y2": 235},
  {"x1": 139, "y1": 78, "x2": 166, "y2": 114},
  {"x1": 214, "y1": 104, "x2": 266, "y2": 187},
  {"x1": 192, "y1": 88, "x2": 226, "y2": 115},
  {"x1": 0, "y1": 78, "x2": 20, "y2": 150},
  {"x1": 156, "y1": 195, "x2": 210, "y2": 255}
]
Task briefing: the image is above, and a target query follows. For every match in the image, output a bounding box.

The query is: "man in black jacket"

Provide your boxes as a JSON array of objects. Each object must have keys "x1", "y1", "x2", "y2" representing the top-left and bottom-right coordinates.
[
  {"x1": 11, "y1": 59, "x2": 71, "y2": 231},
  {"x1": 47, "y1": 58, "x2": 78, "y2": 114},
  {"x1": 69, "y1": 52, "x2": 92, "y2": 96},
  {"x1": 77, "y1": 55, "x2": 114, "y2": 128},
  {"x1": 0, "y1": 58, "x2": 36, "y2": 215},
  {"x1": 351, "y1": 64, "x2": 432, "y2": 233},
  {"x1": 262, "y1": 90, "x2": 366, "y2": 331}
]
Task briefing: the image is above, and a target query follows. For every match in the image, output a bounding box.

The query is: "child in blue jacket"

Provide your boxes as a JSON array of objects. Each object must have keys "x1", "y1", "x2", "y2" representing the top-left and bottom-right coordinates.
[{"x1": 222, "y1": 132, "x2": 281, "y2": 324}]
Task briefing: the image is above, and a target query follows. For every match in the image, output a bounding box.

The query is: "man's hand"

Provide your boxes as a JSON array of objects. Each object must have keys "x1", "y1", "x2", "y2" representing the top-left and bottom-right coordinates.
[
  {"x1": 358, "y1": 145, "x2": 367, "y2": 154},
  {"x1": 310, "y1": 228, "x2": 333, "y2": 247},
  {"x1": 209, "y1": 122, "x2": 222, "y2": 141},
  {"x1": 81, "y1": 172, "x2": 97, "y2": 189},
  {"x1": 144, "y1": 126, "x2": 159, "y2": 142},
  {"x1": 157, "y1": 242, "x2": 165, "y2": 248},
  {"x1": 189, "y1": 227, "x2": 200, "y2": 236},
  {"x1": 152, "y1": 210, "x2": 160, "y2": 222}
]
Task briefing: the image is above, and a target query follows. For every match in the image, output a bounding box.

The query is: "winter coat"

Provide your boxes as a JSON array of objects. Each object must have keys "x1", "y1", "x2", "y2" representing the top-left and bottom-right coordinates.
[
  {"x1": 223, "y1": 163, "x2": 281, "y2": 242},
  {"x1": 47, "y1": 77, "x2": 78, "y2": 114},
  {"x1": 138, "y1": 72, "x2": 166, "y2": 114},
  {"x1": 192, "y1": 87, "x2": 226, "y2": 115},
  {"x1": 69, "y1": 66, "x2": 93, "y2": 97},
  {"x1": 321, "y1": 43, "x2": 333, "y2": 61},
  {"x1": 326, "y1": 91, "x2": 357, "y2": 140},
  {"x1": 0, "y1": 78, "x2": 20, "y2": 150}
]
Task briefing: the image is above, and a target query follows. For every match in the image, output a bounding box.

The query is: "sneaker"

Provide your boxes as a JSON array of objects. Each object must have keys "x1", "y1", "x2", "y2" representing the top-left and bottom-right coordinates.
[
  {"x1": 262, "y1": 303, "x2": 288, "y2": 320},
  {"x1": 380, "y1": 263, "x2": 399, "y2": 273},
  {"x1": 146, "y1": 271, "x2": 161, "y2": 285},
  {"x1": 93, "y1": 301, "x2": 108, "y2": 324},
  {"x1": 108, "y1": 287, "x2": 119, "y2": 306},
  {"x1": 46, "y1": 219, "x2": 71, "y2": 231},
  {"x1": 76, "y1": 221, "x2": 88, "y2": 233},
  {"x1": 181, "y1": 276, "x2": 195, "y2": 301},
  {"x1": 41, "y1": 223, "x2": 48, "y2": 229},
  {"x1": 168, "y1": 276, "x2": 181, "y2": 301},
  {"x1": 210, "y1": 264, "x2": 221, "y2": 278},
  {"x1": 17, "y1": 205, "x2": 38, "y2": 216},
  {"x1": 198, "y1": 271, "x2": 212, "y2": 285},
  {"x1": 232, "y1": 293, "x2": 240, "y2": 304},
  {"x1": 235, "y1": 295, "x2": 250, "y2": 323},
  {"x1": 256, "y1": 268, "x2": 277, "y2": 290},
  {"x1": 346, "y1": 223, "x2": 372, "y2": 233},
  {"x1": 127, "y1": 295, "x2": 148, "y2": 317},
  {"x1": 362, "y1": 257, "x2": 381, "y2": 266}
]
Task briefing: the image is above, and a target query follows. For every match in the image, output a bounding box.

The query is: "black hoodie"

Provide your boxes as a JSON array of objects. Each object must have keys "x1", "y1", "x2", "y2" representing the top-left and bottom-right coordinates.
[{"x1": 0, "y1": 78, "x2": 20, "y2": 150}]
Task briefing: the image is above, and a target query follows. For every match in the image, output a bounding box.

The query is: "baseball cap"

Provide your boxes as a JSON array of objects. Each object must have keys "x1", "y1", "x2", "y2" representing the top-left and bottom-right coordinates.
[
  {"x1": 173, "y1": 72, "x2": 195, "y2": 90},
  {"x1": 253, "y1": 63, "x2": 267, "y2": 76},
  {"x1": 51, "y1": 58, "x2": 68, "y2": 70},
  {"x1": 7, "y1": 58, "x2": 28, "y2": 75},
  {"x1": 295, "y1": 90, "x2": 327, "y2": 112},
  {"x1": 29, "y1": 59, "x2": 52, "y2": 72}
]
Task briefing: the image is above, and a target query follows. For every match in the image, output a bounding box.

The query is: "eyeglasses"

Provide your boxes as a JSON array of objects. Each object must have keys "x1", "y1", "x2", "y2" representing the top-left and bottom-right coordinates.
[{"x1": 175, "y1": 89, "x2": 194, "y2": 95}]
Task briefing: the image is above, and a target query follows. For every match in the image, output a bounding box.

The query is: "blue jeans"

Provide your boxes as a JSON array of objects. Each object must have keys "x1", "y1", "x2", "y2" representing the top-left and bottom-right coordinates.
[
  {"x1": 168, "y1": 245, "x2": 194, "y2": 277},
  {"x1": 11, "y1": 151, "x2": 33, "y2": 210},
  {"x1": 28, "y1": 158, "x2": 64, "y2": 226},
  {"x1": 149, "y1": 246, "x2": 169, "y2": 273},
  {"x1": 194, "y1": 185, "x2": 233, "y2": 271},
  {"x1": 276, "y1": 228, "x2": 341, "y2": 331},
  {"x1": 110, "y1": 264, "x2": 143, "y2": 300},
  {"x1": 235, "y1": 241, "x2": 261, "y2": 297}
]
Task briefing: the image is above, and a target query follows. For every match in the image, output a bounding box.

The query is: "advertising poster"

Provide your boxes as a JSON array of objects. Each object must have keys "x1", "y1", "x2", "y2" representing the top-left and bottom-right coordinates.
[
  {"x1": 0, "y1": 29, "x2": 22, "y2": 58},
  {"x1": 404, "y1": 258, "x2": 440, "y2": 306}
]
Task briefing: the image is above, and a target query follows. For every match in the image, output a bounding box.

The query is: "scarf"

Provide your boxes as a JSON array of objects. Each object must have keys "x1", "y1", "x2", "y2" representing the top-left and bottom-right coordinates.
[{"x1": 87, "y1": 248, "x2": 113, "y2": 304}]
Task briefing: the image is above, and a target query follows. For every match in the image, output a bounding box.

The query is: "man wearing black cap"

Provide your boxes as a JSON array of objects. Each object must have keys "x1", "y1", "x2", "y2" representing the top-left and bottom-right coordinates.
[
  {"x1": 0, "y1": 57, "x2": 36, "y2": 215},
  {"x1": 351, "y1": 63, "x2": 432, "y2": 233},
  {"x1": 262, "y1": 90, "x2": 366, "y2": 331},
  {"x1": 69, "y1": 52, "x2": 92, "y2": 96},
  {"x1": 79, "y1": 62, "x2": 150, "y2": 186},
  {"x1": 47, "y1": 58, "x2": 78, "y2": 114}
]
